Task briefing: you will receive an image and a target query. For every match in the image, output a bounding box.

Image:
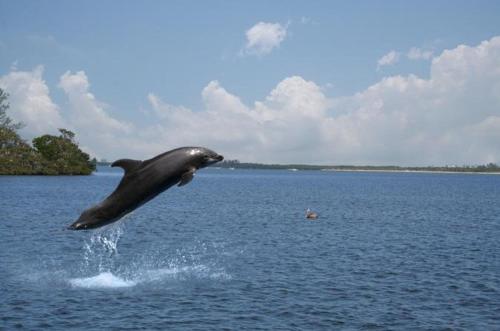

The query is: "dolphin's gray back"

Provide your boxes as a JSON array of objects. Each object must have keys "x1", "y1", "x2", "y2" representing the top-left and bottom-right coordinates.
[
  {"x1": 69, "y1": 146, "x2": 222, "y2": 230},
  {"x1": 102, "y1": 149, "x2": 190, "y2": 219}
]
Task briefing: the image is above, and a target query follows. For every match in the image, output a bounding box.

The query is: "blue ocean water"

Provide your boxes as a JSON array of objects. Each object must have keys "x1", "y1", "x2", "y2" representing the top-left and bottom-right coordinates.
[{"x1": 1, "y1": 166, "x2": 500, "y2": 330}]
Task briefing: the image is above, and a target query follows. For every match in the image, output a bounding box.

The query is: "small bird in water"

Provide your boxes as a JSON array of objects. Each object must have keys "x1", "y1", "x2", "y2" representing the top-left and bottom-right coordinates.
[{"x1": 305, "y1": 208, "x2": 318, "y2": 220}]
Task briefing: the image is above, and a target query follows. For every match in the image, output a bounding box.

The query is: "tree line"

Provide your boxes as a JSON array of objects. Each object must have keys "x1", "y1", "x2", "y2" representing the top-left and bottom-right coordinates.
[{"x1": 0, "y1": 88, "x2": 96, "y2": 175}]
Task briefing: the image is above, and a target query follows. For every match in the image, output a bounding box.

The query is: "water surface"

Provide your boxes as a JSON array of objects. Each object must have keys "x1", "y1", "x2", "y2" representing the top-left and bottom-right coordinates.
[{"x1": 1, "y1": 167, "x2": 499, "y2": 330}]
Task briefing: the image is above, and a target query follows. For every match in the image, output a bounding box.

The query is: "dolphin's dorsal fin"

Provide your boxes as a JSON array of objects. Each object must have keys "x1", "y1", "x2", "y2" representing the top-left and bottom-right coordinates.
[{"x1": 111, "y1": 159, "x2": 142, "y2": 174}]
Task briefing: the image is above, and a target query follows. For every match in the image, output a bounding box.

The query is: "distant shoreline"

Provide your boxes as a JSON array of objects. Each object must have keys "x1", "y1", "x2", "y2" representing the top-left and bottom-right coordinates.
[
  {"x1": 95, "y1": 162, "x2": 500, "y2": 175},
  {"x1": 321, "y1": 168, "x2": 500, "y2": 175},
  {"x1": 212, "y1": 161, "x2": 500, "y2": 174}
]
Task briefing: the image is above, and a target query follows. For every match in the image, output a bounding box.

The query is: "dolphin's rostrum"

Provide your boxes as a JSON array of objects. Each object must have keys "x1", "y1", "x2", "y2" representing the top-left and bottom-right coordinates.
[{"x1": 69, "y1": 147, "x2": 223, "y2": 230}]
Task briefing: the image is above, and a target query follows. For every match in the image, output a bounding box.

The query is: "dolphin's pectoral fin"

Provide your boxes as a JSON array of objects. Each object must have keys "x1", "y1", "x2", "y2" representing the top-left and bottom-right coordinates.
[
  {"x1": 111, "y1": 159, "x2": 142, "y2": 174},
  {"x1": 178, "y1": 168, "x2": 196, "y2": 187}
]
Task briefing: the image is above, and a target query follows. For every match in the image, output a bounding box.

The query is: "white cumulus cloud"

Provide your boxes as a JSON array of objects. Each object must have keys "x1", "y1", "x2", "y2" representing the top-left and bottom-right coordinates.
[
  {"x1": 0, "y1": 65, "x2": 65, "y2": 138},
  {"x1": 57, "y1": 70, "x2": 135, "y2": 159},
  {"x1": 3, "y1": 36, "x2": 500, "y2": 165},
  {"x1": 333, "y1": 36, "x2": 500, "y2": 165},
  {"x1": 377, "y1": 50, "x2": 400, "y2": 70},
  {"x1": 407, "y1": 47, "x2": 433, "y2": 60},
  {"x1": 58, "y1": 71, "x2": 131, "y2": 133},
  {"x1": 147, "y1": 37, "x2": 500, "y2": 165},
  {"x1": 242, "y1": 22, "x2": 288, "y2": 56},
  {"x1": 143, "y1": 76, "x2": 328, "y2": 163}
]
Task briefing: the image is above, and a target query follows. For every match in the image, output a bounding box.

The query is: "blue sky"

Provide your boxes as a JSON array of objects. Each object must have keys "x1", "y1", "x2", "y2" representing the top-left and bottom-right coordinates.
[{"x1": 1, "y1": 1, "x2": 500, "y2": 165}]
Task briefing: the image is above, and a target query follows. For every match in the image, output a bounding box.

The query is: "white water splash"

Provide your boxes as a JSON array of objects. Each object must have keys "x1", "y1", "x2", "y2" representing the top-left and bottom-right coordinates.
[
  {"x1": 137, "y1": 264, "x2": 232, "y2": 283},
  {"x1": 81, "y1": 220, "x2": 126, "y2": 271},
  {"x1": 68, "y1": 264, "x2": 231, "y2": 289},
  {"x1": 69, "y1": 272, "x2": 136, "y2": 288},
  {"x1": 64, "y1": 223, "x2": 231, "y2": 289},
  {"x1": 88, "y1": 222, "x2": 124, "y2": 254}
]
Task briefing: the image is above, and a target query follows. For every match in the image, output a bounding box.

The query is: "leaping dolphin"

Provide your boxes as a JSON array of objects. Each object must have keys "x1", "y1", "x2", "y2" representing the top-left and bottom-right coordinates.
[{"x1": 69, "y1": 147, "x2": 223, "y2": 230}]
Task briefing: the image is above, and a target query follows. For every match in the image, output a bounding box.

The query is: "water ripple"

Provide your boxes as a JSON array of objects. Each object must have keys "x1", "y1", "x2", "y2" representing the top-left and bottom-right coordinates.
[{"x1": 1, "y1": 169, "x2": 500, "y2": 330}]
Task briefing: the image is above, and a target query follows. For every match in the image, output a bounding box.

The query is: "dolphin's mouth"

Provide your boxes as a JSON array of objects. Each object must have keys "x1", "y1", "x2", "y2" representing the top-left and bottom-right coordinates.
[{"x1": 205, "y1": 154, "x2": 223, "y2": 166}]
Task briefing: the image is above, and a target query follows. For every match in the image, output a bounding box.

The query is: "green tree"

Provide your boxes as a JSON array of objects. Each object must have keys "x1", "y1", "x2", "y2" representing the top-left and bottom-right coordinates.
[
  {"x1": 0, "y1": 88, "x2": 23, "y2": 131},
  {"x1": 0, "y1": 88, "x2": 95, "y2": 175},
  {"x1": 0, "y1": 125, "x2": 48, "y2": 175},
  {"x1": 0, "y1": 88, "x2": 40, "y2": 174},
  {"x1": 33, "y1": 129, "x2": 96, "y2": 175}
]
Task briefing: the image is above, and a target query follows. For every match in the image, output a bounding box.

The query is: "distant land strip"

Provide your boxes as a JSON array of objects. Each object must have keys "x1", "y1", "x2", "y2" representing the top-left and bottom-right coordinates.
[{"x1": 97, "y1": 160, "x2": 500, "y2": 174}]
